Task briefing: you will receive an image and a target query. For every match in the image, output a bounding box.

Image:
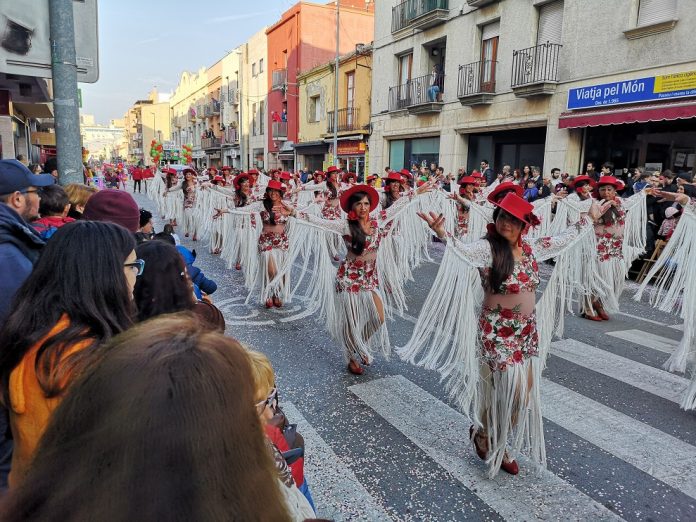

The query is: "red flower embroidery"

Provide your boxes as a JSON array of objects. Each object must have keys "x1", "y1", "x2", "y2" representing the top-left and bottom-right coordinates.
[
  {"x1": 604, "y1": 232, "x2": 613, "y2": 239},
  {"x1": 517, "y1": 272, "x2": 529, "y2": 283},
  {"x1": 521, "y1": 323, "x2": 532, "y2": 336},
  {"x1": 499, "y1": 308, "x2": 514, "y2": 319},
  {"x1": 507, "y1": 284, "x2": 520, "y2": 294},
  {"x1": 482, "y1": 321, "x2": 493, "y2": 335},
  {"x1": 512, "y1": 350, "x2": 524, "y2": 363},
  {"x1": 348, "y1": 273, "x2": 359, "y2": 280},
  {"x1": 497, "y1": 326, "x2": 514, "y2": 338}
]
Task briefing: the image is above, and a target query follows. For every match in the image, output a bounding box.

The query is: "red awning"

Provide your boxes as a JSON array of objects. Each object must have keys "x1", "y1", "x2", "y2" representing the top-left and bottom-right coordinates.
[{"x1": 558, "y1": 100, "x2": 696, "y2": 129}]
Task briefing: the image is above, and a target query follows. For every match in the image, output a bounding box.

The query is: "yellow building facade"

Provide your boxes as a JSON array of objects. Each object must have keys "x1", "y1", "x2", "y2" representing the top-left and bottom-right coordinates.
[
  {"x1": 124, "y1": 89, "x2": 171, "y2": 166},
  {"x1": 170, "y1": 67, "x2": 209, "y2": 168},
  {"x1": 296, "y1": 46, "x2": 372, "y2": 176}
]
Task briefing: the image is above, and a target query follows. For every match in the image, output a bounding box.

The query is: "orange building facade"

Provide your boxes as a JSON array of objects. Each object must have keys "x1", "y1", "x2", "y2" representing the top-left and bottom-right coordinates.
[{"x1": 266, "y1": 1, "x2": 374, "y2": 169}]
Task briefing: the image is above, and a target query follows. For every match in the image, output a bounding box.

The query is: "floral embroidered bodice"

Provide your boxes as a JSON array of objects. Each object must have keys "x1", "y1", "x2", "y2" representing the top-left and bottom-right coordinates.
[{"x1": 478, "y1": 242, "x2": 540, "y2": 295}]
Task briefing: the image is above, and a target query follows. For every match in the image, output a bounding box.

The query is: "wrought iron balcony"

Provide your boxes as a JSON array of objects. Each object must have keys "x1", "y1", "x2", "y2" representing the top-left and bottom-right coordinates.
[
  {"x1": 457, "y1": 60, "x2": 497, "y2": 105},
  {"x1": 202, "y1": 137, "x2": 221, "y2": 149},
  {"x1": 388, "y1": 73, "x2": 444, "y2": 114},
  {"x1": 511, "y1": 42, "x2": 562, "y2": 97},
  {"x1": 272, "y1": 121, "x2": 288, "y2": 139},
  {"x1": 392, "y1": 0, "x2": 449, "y2": 33},
  {"x1": 222, "y1": 127, "x2": 238, "y2": 145},
  {"x1": 327, "y1": 108, "x2": 360, "y2": 133},
  {"x1": 227, "y1": 88, "x2": 238, "y2": 104},
  {"x1": 272, "y1": 69, "x2": 287, "y2": 91}
]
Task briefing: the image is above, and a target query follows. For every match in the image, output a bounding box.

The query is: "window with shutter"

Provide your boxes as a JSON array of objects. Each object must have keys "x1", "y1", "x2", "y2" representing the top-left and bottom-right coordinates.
[
  {"x1": 637, "y1": 0, "x2": 677, "y2": 27},
  {"x1": 537, "y1": 1, "x2": 564, "y2": 45}
]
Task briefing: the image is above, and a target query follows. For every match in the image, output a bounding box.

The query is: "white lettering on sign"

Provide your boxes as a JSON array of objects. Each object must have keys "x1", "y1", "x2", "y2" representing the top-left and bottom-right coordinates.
[
  {"x1": 621, "y1": 80, "x2": 645, "y2": 95},
  {"x1": 575, "y1": 86, "x2": 603, "y2": 101}
]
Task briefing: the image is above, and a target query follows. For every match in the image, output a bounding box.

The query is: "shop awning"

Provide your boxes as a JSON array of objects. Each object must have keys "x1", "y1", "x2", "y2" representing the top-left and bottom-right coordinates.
[
  {"x1": 558, "y1": 100, "x2": 696, "y2": 129},
  {"x1": 293, "y1": 141, "x2": 328, "y2": 155}
]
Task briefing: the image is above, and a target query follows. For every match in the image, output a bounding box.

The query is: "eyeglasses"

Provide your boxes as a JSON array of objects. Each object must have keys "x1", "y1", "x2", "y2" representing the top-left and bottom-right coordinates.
[
  {"x1": 124, "y1": 259, "x2": 145, "y2": 276},
  {"x1": 23, "y1": 188, "x2": 42, "y2": 195},
  {"x1": 255, "y1": 387, "x2": 278, "y2": 414}
]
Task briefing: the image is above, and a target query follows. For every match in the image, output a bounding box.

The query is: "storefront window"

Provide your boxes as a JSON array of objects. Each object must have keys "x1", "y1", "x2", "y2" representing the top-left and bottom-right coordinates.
[{"x1": 389, "y1": 137, "x2": 440, "y2": 171}]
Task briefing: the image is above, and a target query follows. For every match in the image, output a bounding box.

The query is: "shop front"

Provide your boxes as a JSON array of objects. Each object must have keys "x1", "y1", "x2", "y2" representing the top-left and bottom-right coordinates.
[
  {"x1": 466, "y1": 127, "x2": 547, "y2": 174},
  {"x1": 388, "y1": 136, "x2": 439, "y2": 172},
  {"x1": 294, "y1": 140, "x2": 329, "y2": 172},
  {"x1": 328, "y1": 138, "x2": 367, "y2": 179},
  {"x1": 560, "y1": 70, "x2": 696, "y2": 174}
]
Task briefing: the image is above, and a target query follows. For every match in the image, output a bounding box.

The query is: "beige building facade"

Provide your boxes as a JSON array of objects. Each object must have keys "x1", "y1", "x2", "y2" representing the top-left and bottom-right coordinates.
[
  {"x1": 370, "y1": 0, "x2": 696, "y2": 177},
  {"x1": 243, "y1": 28, "x2": 269, "y2": 170},
  {"x1": 296, "y1": 46, "x2": 373, "y2": 175},
  {"x1": 170, "y1": 67, "x2": 210, "y2": 168},
  {"x1": 80, "y1": 115, "x2": 127, "y2": 162},
  {"x1": 124, "y1": 89, "x2": 171, "y2": 166}
]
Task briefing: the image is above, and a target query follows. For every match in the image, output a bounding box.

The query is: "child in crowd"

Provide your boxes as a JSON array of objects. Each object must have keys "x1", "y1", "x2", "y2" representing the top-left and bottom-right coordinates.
[
  {"x1": 658, "y1": 206, "x2": 681, "y2": 240},
  {"x1": 31, "y1": 185, "x2": 75, "y2": 240},
  {"x1": 523, "y1": 178, "x2": 539, "y2": 202},
  {"x1": 247, "y1": 349, "x2": 315, "y2": 514}
]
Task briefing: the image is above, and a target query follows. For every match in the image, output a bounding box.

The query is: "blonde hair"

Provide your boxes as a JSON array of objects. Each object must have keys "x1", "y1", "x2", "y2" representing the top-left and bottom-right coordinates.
[
  {"x1": 64, "y1": 183, "x2": 98, "y2": 210},
  {"x1": 246, "y1": 349, "x2": 275, "y2": 402}
]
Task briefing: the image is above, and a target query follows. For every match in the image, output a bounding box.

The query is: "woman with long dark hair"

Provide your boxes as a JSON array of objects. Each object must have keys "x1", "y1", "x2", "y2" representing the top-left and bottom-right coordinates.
[
  {"x1": 381, "y1": 171, "x2": 404, "y2": 209},
  {"x1": 0, "y1": 221, "x2": 138, "y2": 487},
  {"x1": 401, "y1": 193, "x2": 606, "y2": 477},
  {"x1": 0, "y1": 315, "x2": 294, "y2": 521},
  {"x1": 227, "y1": 180, "x2": 296, "y2": 308},
  {"x1": 281, "y1": 182, "x2": 432, "y2": 374},
  {"x1": 133, "y1": 241, "x2": 196, "y2": 322}
]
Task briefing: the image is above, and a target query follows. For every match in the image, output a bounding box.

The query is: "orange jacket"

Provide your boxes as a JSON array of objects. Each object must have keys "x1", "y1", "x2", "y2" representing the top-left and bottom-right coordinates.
[{"x1": 8, "y1": 316, "x2": 91, "y2": 487}]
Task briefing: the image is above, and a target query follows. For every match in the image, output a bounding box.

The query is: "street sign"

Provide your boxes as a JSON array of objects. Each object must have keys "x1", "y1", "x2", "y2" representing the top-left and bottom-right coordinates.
[{"x1": 0, "y1": 0, "x2": 99, "y2": 83}]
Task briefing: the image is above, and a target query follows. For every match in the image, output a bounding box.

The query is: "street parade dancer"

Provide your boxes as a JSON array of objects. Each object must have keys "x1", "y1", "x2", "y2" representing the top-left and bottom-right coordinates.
[{"x1": 399, "y1": 192, "x2": 607, "y2": 477}]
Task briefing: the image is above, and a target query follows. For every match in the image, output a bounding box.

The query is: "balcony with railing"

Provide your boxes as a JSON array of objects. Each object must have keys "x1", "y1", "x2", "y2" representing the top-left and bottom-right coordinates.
[
  {"x1": 392, "y1": 0, "x2": 448, "y2": 33},
  {"x1": 326, "y1": 108, "x2": 360, "y2": 134},
  {"x1": 272, "y1": 69, "x2": 287, "y2": 91},
  {"x1": 457, "y1": 60, "x2": 497, "y2": 106},
  {"x1": 202, "y1": 136, "x2": 221, "y2": 149},
  {"x1": 467, "y1": 0, "x2": 498, "y2": 7},
  {"x1": 204, "y1": 100, "x2": 221, "y2": 117},
  {"x1": 222, "y1": 127, "x2": 238, "y2": 145},
  {"x1": 272, "y1": 121, "x2": 288, "y2": 140},
  {"x1": 511, "y1": 42, "x2": 562, "y2": 97},
  {"x1": 388, "y1": 73, "x2": 444, "y2": 114},
  {"x1": 227, "y1": 88, "x2": 238, "y2": 104}
]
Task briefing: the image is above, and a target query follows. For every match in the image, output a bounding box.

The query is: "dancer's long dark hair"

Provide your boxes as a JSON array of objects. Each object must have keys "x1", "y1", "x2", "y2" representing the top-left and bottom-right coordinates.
[
  {"x1": 0, "y1": 314, "x2": 291, "y2": 522},
  {"x1": 383, "y1": 180, "x2": 399, "y2": 209},
  {"x1": 262, "y1": 189, "x2": 280, "y2": 225},
  {"x1": 484, "y1": 207, "x2": 521, "y2": 294},
  {"x1": 0, "y1": 221, "x2": 135, "y2": 400},
  {"x1": 326, "y1": 176, "x2": 338, "y2": 199},
  {"x1": 235, "y1": 186, "x2": 248, "y2": 207},
  {"x1": 347, "y1": 191, "x2": 370, "y2": 255}
]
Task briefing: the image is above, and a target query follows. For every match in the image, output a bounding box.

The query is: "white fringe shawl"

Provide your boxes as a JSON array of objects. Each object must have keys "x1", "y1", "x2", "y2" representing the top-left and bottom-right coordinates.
[
  {"x1": 221, "y1": 210, "x2": 262, "y2": 293},
  {"x1": 620, "y1": 190, "x2": 648, "y2": 270},
  {"x1": 635, "y1": 205, "x2": 696, "y2": 385}
]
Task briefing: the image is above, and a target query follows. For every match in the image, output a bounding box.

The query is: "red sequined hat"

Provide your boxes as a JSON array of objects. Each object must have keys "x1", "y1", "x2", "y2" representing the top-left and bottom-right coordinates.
[
  {"x1": 492, "y1": 193, "x2": 539, "y2": 227},
  {"x1": 266, "y1": 179, "x2": 284, "y2": 192},
  {"x1": 339, "y1": 184, "x2": 379, "y2": 213},
  {"x1": 487, "y1": 182, "x2": 524, "y2": 204}
]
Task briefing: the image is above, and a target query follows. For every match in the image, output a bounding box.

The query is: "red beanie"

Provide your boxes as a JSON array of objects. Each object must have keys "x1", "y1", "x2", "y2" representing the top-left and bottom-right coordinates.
[{"x1": 82, "y1": 189, "x2": 140, "y2": 232}]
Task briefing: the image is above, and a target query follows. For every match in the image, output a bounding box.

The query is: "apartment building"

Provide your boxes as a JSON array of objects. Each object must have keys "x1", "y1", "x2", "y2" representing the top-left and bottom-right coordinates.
[
  {"x1": 243, "y1": 28, "x2": 269, "y2": 170},
  {"x1": 296, "y1": 46, "x2": 373, "y2": 175},
  {"x1": 370, "y1": 0, "x2": 696, "y2": 176},
  {"x1": 124, "y1": 89, "x2": 171, "y2": 166}
]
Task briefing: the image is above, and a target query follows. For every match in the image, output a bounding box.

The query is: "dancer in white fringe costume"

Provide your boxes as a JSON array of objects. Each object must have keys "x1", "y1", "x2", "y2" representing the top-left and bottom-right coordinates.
[
  {"x1": 636, "y1": 189, "x2": 696, "y2": 410},
  {"x1": 399, "y1": 193, "x2": 607, "y2": 477},
  {"x1": 293, "y1": 171, "x2": 326, "y2": 213},
  {"x1": 212, "y1": 173, "x2": 261, "y2": 263},
  {"x1": 553, "y1": 175, "x2": 648, "y2": 321},
  {"x1": 165, "y1": 168, "x2": 199, "y2": 241},
  {"x1": 228, "y1": 179, "x2": 296, "y2": 309},
  {"x1": 279, "y1": 182, "x2": 433, "y2": 375}
]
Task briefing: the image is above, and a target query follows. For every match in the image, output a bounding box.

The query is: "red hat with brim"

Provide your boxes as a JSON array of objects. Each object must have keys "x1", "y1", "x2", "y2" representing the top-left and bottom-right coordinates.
[
  {"x1": 571, "y1": 175, "x2": 596, "y2": 189},
  {"x1": 382, "y1": 172, "x2": 403, "y2": 183},
  {"x1": 342, "y1": 172, "x2": 356, "y2": 183},
  {"x1": 327, "y1": 166, "x2": 340, "y2": 173},
  {"x1": 366, "y1": 174, "x2": 378, "y2": 182},
  {"x1": 234, "y1": 173, "x2": 250, "y2": 189},
  {"x1": 183, "y1": 167, "x2": 197, "y2": 176},
  {"x1": 471, "y1": 171, "x2": 483, "y2": 178},
  {"x1": 208, "y1": 167, "x2": 217, "y2": 173},
  {"x1": 247, "y1": 169, "x2": 259, "y2": 175},
  {"x1": 221, "y1": 166, "x2": 232, "y2": 172},
  {"x1": 213, "y1": 175, "x2": 225, "y2": 183},
  {"x1": 459, "y1": 176, "x2": 477, "y2": 186},
  {"x1": 339, "y1": 184, "x2": 379, "y2": 213},
  {"x1": 314, "y1": 171, "x2": 325, "y2": 179},
  {"x1": 399, "y1": 168, "x2": 412, "y2": 179},
  {"x1": 280, "y1": 171, "x2": 292, "y2": 181},
  {"x1": 597, "y1": 176, "x2": 623, "y2": 189},
  {"x1": 487, "y1": 181, "x2": 524, "y2": 204},
  {"x1": 266, "y1": 180, "x2": 285, "y2": 192},
  {"x1": 492, "y1": 193, "x2": 539, "y2": 227},
  {"x1": 164, "y1": 168, "x2": 177, "y2": 175}
]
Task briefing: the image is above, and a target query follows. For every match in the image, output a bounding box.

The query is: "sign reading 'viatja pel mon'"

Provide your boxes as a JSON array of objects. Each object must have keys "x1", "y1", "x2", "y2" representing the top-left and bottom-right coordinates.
[{"x1": 567, "y1": 70, "x2": 696, "y2": 110}]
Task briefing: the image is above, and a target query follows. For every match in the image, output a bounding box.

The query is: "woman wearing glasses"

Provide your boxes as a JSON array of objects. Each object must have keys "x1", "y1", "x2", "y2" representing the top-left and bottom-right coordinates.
[{"x1": 0, "y1": 221, "x2": 139, "y2": 487}]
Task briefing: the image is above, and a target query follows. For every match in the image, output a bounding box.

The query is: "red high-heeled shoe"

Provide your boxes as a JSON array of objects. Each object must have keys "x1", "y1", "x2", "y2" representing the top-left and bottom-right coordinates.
[
  {"x1": 347, "y1": 361, "x2": 364, "y2": 375},
  {"x1": 500, "y1": 455, "x2": 519, "y2": 475},
  {"x1": 469, "y1": 426, "x2": 487, "y2": 460},
  {"x1": 272, "y1": 296, "x2": 283, "y2": 308},
  {"x1": 265, "y1": 299, "x2": 273, "y2": 309}
]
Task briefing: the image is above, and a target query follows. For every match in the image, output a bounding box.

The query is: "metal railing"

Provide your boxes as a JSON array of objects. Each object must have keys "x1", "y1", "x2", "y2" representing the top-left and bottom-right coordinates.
[
  {"x1": 327, "y1": 107, "x2": 360, "y2": 133},
  {"x1": 272, "y1": 69, "x2": 287, "y2": 90},
  {"x1": 223, "y1": 127, "x2": 238, "y2": 144},
  {"x1": 511, "y1": 42, "x2": 562, "y2": 88},
  {"x1": 388, "y1": 73, "x2": 444, "y2": 111},
  {"x1": 392, "y1": 0, "x2": 448, "y2": 33},
  {"x1": 202, "y1": 137, "x2": 221, "y2": 149},
  {"x1": 457, "y1": 60, "x2": 497, "y2": 97},
  {"x1": 227, "y1": 88, "x2": 238, "y2": 104},
  {"x1": 272, "y1": 121, "x2": 288, "y2": 139}
]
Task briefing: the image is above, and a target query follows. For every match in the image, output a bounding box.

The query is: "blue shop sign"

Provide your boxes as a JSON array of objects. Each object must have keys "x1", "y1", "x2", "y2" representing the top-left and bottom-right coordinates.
[{"x1": 567, "y1": 71, "x2": 696, "y2": 110}]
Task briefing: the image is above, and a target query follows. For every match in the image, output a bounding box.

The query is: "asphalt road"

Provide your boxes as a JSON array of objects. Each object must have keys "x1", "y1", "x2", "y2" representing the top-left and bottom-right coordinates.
[{"x1": 133, "y1": 185, "x2": 696, "y2": 522}]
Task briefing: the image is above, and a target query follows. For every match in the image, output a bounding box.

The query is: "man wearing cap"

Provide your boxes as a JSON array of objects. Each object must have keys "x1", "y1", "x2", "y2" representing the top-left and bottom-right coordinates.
[{"x1": 0, "y1": 159, "x2": 53, "y2": 489}]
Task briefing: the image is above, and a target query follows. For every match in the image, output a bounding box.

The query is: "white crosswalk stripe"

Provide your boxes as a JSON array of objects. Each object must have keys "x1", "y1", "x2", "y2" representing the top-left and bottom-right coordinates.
[
  {"x1": 282, "y1": 403, "x2": 394, "y2": 521},
  {"x1": 541, "y1": 379, "x2": 696, "y2": 500},
  {"x1": 550, "y1": 338, "x2": 689, "y2": 404},
  {"x1": 350, "y1": 375, "x2": 622, "y2": 521},
  {"x1": 606, "y1": 329, "x2": 680, "y2": 353}
]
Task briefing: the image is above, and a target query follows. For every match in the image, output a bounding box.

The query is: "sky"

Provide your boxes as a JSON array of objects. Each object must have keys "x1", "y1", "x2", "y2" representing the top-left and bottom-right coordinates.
[{"x1": 81, "y1": 0, "x2": 297, "y2": 125}]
